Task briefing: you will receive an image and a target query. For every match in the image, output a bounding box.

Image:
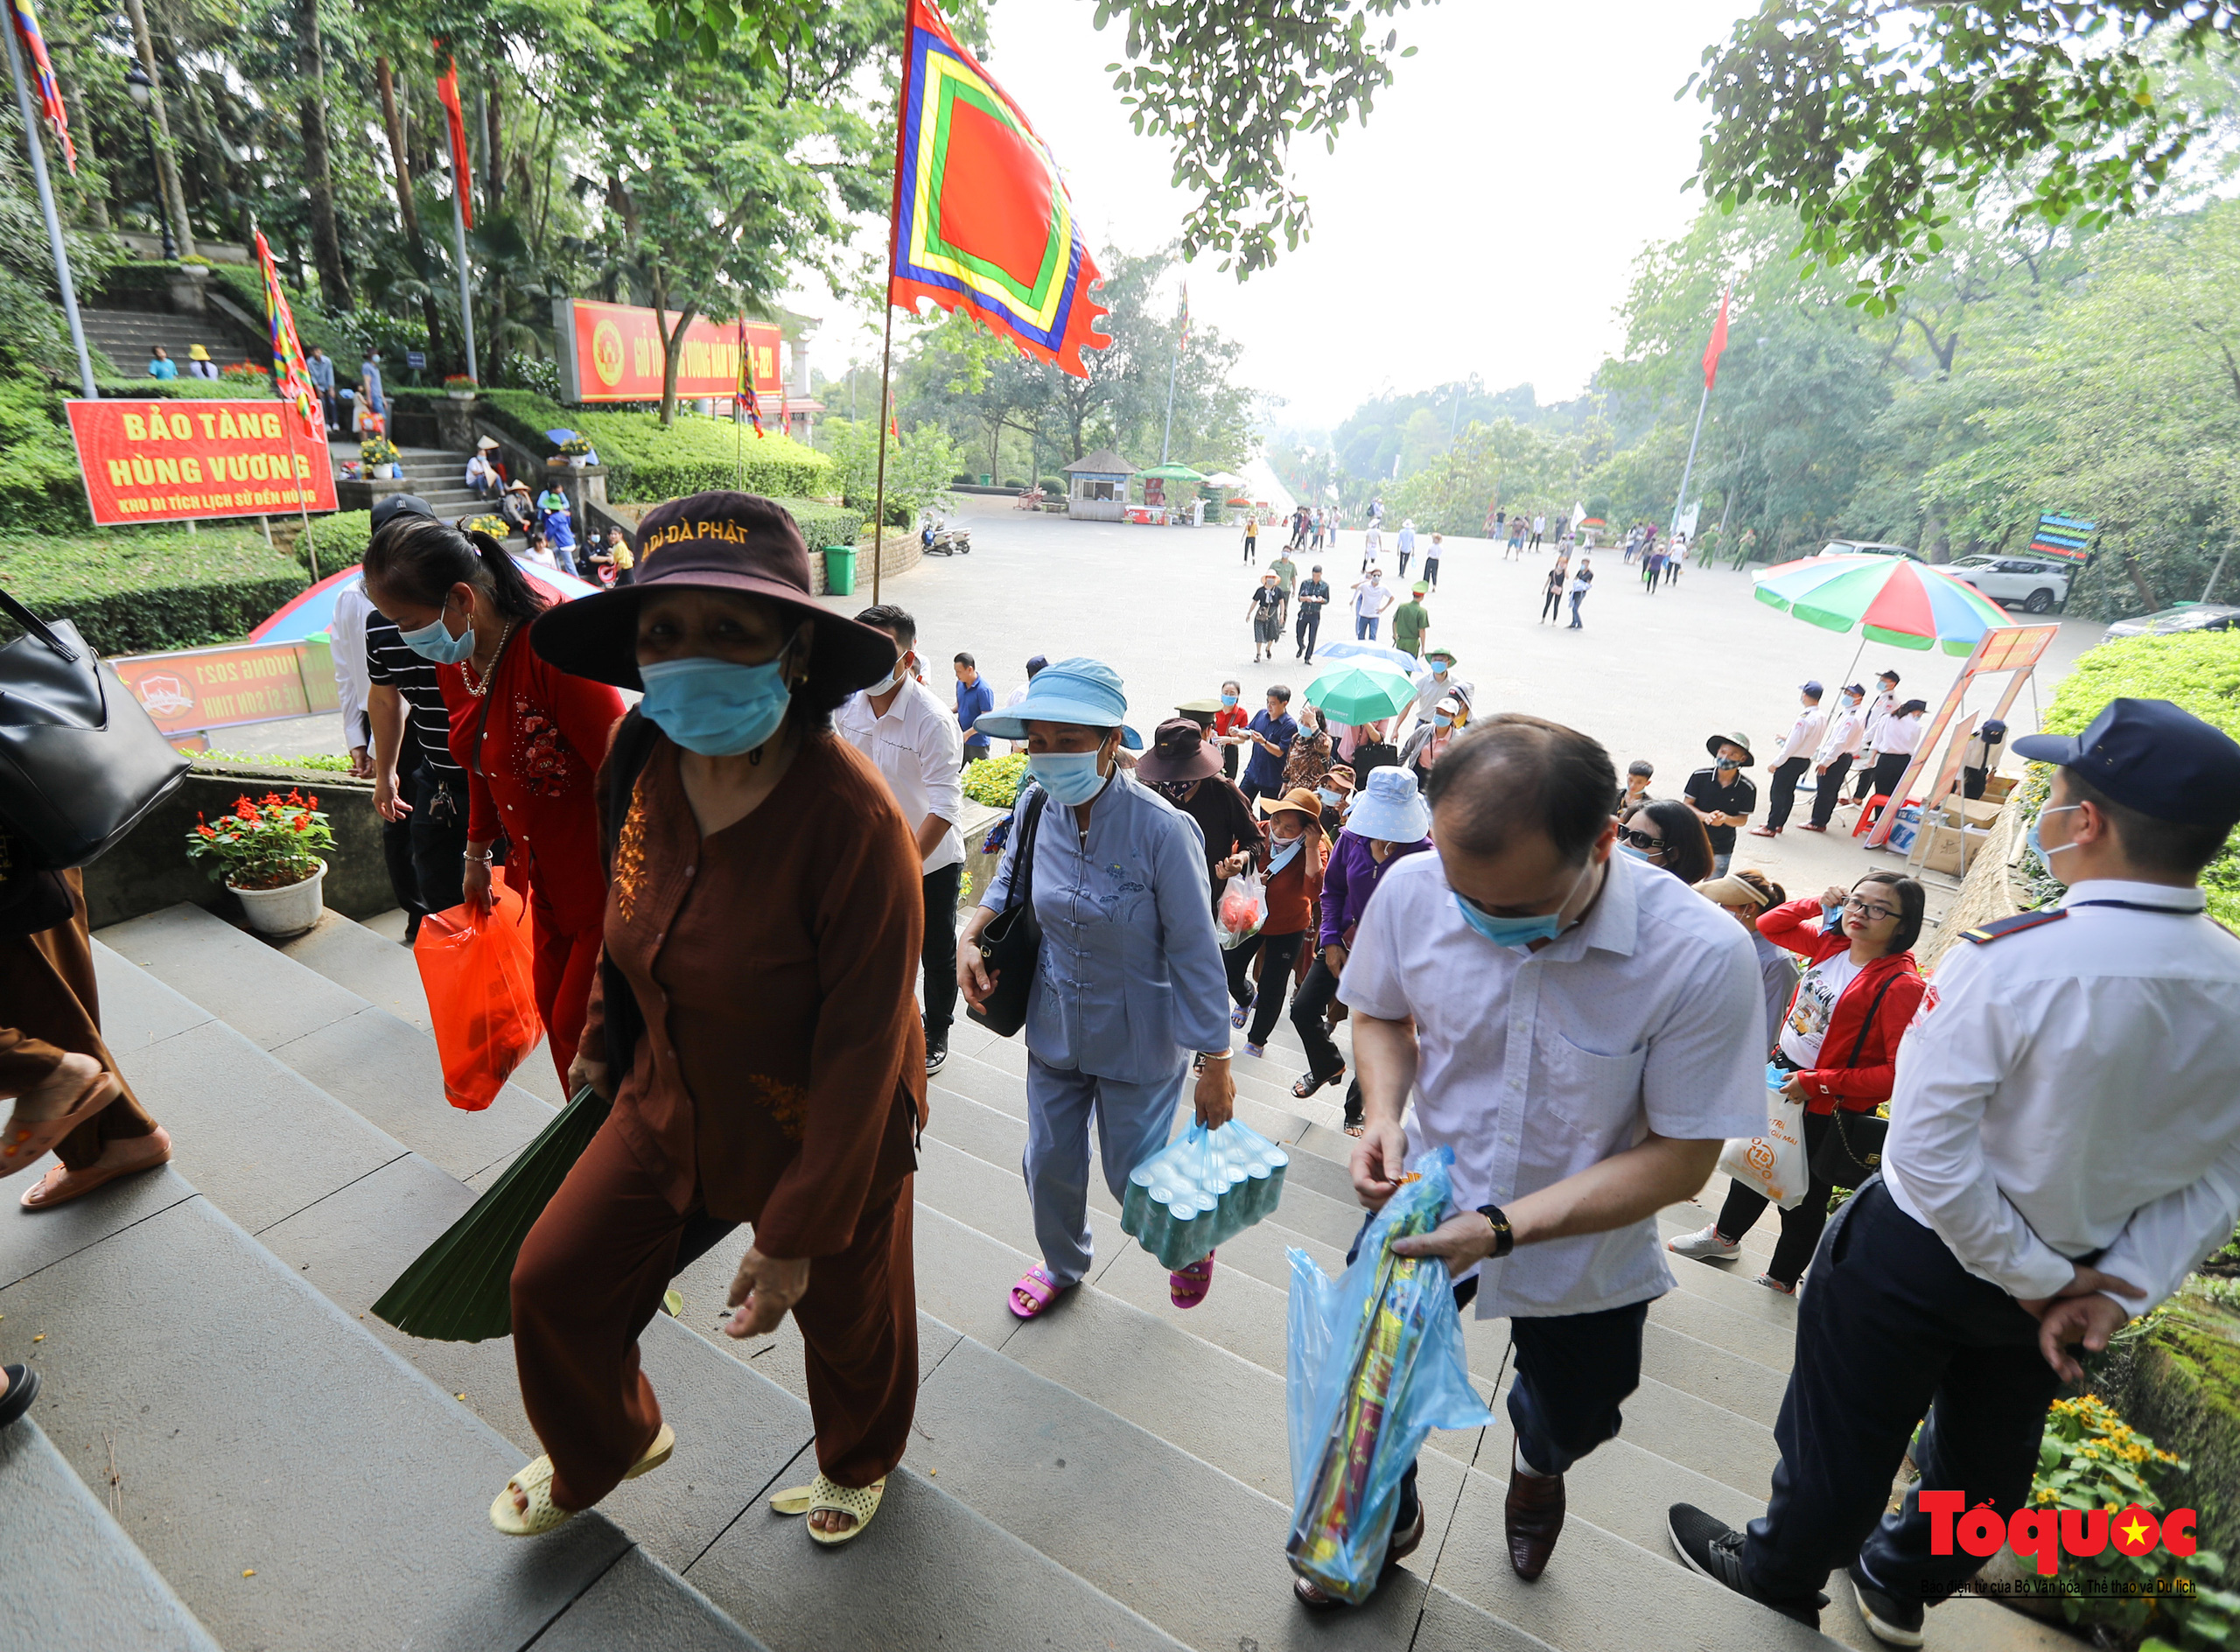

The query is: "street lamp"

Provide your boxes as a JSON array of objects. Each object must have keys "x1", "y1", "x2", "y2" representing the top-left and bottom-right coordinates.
[{"x1": 122, "y1": 62, "x2": 175, "y2": 262}]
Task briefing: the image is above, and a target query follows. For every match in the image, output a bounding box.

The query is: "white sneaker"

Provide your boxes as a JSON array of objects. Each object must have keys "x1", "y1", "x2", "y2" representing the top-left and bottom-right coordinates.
[{"x1": 1667, "y1": 1224, "x2": 1741, "y2": 1262}]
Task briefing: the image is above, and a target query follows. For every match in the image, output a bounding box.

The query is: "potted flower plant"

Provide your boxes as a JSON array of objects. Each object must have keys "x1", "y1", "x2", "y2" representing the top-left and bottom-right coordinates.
[
  {"x1": 186, "y1": 790, "x2": 335, "y2": 937},
  {"x1": 463, "y1": 512, "x2": 510, "y2": 539},
  {"x1": 444, "y1": 373, "x2": 478, "y2": 402},
  {"x1": 360, "y1": 435, "x2": 402, "y2": 480},
  {"x1": 558, "y1": 435, "x2": 596, "y2": 469}
]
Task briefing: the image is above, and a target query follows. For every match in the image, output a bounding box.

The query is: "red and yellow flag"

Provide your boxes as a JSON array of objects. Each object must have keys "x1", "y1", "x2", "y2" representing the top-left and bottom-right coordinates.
[
  {"x1": 1703, "y1": 287, "x2": 1732, "y2": 391},
  {"x1": 886, "y1": 0, "x2": 1108, "y2": 377},
  {"x1": 253, "y1": 231, "x2": 322, "y2": 440},
  {"x1": 435, "y1": 52, "x2": 474, "y2": 230},
  {"x1": 9, "y1": 0, "x2": 73, "y2": 172}
]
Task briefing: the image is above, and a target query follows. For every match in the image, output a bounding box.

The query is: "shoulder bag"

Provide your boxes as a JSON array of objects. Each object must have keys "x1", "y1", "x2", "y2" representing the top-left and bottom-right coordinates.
[
  {"x1": 0, "y1": 588, "x2": 189, "y2": 869},
  {"x1": 1810, "y1": 971, "x2": 1901, "y2": 1186},
  {"x1": 967, "y1": 785, "x2": 1048, "y2": 1039}
]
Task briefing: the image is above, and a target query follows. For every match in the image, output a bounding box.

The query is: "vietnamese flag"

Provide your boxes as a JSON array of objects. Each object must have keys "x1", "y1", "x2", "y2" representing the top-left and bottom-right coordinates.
[
  {"x1": 435, "y1": 52, "x2": 474, "y2": 229},
  {"x1": 1703, "y1": 286, "x2": 1731, "y2": 390}
]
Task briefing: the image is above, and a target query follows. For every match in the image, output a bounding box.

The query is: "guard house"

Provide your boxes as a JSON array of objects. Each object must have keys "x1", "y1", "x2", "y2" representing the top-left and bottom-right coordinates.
[{"x1": 1064, "y1": 449, "x2": 1137, "y2": 522}]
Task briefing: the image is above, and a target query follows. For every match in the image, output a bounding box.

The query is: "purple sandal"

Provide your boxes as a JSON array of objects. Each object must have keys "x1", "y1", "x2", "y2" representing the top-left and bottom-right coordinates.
[
  {"x1": 1170, "y1": 1251, "x2": 1216, "y2": 1310},
  {"x1": 1009, "y1": 1265, "x2": 1066, "y2": 1320}
]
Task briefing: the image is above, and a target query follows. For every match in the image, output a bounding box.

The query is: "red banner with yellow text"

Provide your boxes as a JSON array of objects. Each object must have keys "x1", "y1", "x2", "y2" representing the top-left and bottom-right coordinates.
[
  {"x1": 111, "y1": 638, "x2": 340, "y2": 738},
  {"x1": 66, "y1": 399, "x2": 337, "y2": 528},
  {"x1": 554, "y1": 300, "x2": 781, "y2": 404}
]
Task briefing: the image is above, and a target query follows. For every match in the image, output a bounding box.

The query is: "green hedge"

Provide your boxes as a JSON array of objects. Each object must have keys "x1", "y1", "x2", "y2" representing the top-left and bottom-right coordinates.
[
  {"x1": 298, "y1": 509, "x2": 371, "y2": 575},
  {"x1": 780, "y1": 500, "x2": 864, "y2": 551},
  {"x1": 2039, "y1": 631, "x2": 2240, "y2": 927},
  {"x1": 0, "y1": 528, "x2": 308, "y2": 654},
  {"x1": 93, "y1": 375, "x2": 275, "y2": 401},
  {"x1": 470, "y1": 388, "x2": 836, "y2": 502}
]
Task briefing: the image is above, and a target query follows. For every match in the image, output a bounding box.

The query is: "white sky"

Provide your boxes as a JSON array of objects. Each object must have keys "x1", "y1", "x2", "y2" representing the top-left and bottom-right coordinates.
[{"x1": 799, "y1": 0, "x2": 1752, "y2": 432}]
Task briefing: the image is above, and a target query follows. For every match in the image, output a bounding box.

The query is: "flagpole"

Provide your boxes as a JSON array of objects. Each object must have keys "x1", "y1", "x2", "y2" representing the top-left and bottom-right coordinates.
[
  {"x1": 871, "y1": 297, "x2": 894, "y2": 606},
  {"x1": 1158, "y1": 331, "x2": 1179, "y2": 466},
  {"x1": 451, "y1": 182, "x2": 478, "y2": 382},
  {"x1": 1669, "y1": 376, "x2": 1710, "y2": 544},
  {"x1": 6, "y1": 21, "x2": 94, "y2": 398}
]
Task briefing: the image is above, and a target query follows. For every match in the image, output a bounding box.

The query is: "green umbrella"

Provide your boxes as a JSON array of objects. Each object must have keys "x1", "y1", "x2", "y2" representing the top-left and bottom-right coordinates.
[
  {"x1": 1304, "y1": 663, "x2": 1417, "y2": 726},
  {"x1": 373, "y1": 1085, "x2": 612, "y2": 1342},
  {"x1": 1135, "y1": 462, "x2": 1210, "y2": 482}
]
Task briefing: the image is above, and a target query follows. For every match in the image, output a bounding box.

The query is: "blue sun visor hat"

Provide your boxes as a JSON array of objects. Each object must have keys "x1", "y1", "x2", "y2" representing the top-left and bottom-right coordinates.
[{"x1": 970, "y1": 655, "x2": 1143, "y2": 748}]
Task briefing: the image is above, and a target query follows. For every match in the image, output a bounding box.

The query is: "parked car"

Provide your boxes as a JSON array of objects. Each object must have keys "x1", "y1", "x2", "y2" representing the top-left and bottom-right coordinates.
[
  {"x1": 1946, "y1": 554, "x2": 2074, "y2": 614},
  {"x1": 2104, "y1": 603, "x2": 2240, "y2": 639},
  {"x1": 1817, "y1": 538, "x2": 1922, "y2": 562}
]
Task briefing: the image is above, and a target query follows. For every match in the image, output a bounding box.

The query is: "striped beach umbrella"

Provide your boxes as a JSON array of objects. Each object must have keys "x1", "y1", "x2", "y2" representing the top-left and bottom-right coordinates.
[{"x1": 1752, "y1": 555, "x2": 2015, "y2": 656}]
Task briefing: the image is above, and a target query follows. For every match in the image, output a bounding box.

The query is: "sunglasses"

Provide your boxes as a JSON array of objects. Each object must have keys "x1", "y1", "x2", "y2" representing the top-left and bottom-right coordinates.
[
  {"x1": 1618, "y1": 828, "x2": 1665, "y2": 852},
  {"x1": 1843, "y1": 895, "x2": 1900, "y2": 922}
]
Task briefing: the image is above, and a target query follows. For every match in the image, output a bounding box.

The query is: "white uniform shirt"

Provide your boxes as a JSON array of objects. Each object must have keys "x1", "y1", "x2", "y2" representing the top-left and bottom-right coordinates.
[
  {"x1": 1816, "y1": 703, "x2": 1866, "y2": 764},
  {"x1": 1772, "y1": 704, "x2": 1830, "y2": 764},
  {"x1": 1884, "y1": 880, "x2": 2240, "y2": 1310},
  {"x1": 1860, "y1": 690, "x2": 1897, "y2": 752},
  {"x1": 1340, "y1": 850, "x2": 1767, "y2": 1318},
  {"x1": 1877, "y1": 713, "x2": 1925, "y2": 757},
  {"x1": 330, "y1": 584, "x2": 373, "y2": 750},
  {"x1": 835, "y1": 675, "x2": 964, "y2": 873},
  {"x1": 1354, "y1": 580, "x2": 1390, "y2": 618}
]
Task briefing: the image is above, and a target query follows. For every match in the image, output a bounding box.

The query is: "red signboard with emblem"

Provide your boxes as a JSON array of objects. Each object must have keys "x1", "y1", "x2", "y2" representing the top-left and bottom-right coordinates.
[
  {"x1": 64, "y1": 399, "x2": 337, "y2": 528},
  {"x1": 109, "y1": 639, "x2": 338, "y2": 738},
  {"x1": 554, "y1": 300, "x2": 782, "y2": 404}
]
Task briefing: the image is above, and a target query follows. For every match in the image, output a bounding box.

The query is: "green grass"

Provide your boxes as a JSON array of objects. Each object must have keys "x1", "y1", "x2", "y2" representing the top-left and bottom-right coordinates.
[{"x1": 0, "y1": 527, "x2": 308, "y2": 654}]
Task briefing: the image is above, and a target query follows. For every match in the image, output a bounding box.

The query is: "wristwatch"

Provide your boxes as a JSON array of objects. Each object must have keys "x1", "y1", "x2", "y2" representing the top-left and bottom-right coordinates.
[{"x1": 1475, "y1": 1203, "x2": 1515, "y2": 1259}]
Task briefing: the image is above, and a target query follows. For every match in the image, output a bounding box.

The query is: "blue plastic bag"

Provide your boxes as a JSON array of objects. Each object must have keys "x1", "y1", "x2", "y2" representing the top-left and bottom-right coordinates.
[
  {"x1": 1120, "y1": 1120, "x2": 1288, "y2": 1270},
  {"x1": 1284, "y1": 1144, "x2": 1496, "y2": 1603}
]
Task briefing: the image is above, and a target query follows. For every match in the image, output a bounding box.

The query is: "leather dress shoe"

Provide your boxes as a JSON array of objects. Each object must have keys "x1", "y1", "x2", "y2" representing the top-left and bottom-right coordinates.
[{"x1": 1505, "y1": 1468, "x2": 1565, "y2": 1579}]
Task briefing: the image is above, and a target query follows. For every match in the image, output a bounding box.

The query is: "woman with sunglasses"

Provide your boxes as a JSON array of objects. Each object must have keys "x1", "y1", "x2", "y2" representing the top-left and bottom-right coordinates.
[
  {"x1": 1618, "y1": 798, "x2": 1715, "y2": 886},
  {"x1": 1670, "y1": 871, "x2": 1926, "y2": 1292}
]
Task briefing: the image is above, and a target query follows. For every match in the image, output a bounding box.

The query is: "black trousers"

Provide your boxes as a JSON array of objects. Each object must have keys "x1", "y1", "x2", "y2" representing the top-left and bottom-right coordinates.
[
  {"x1": 1227, "y1": 929, "x2": 1306, "y2": 1045},
  {"x1": 1764, "y1": 756, "x2": 1810, "y2": 830},
  {"x1": 1222, "y1": 742, "x2": 1238, "y2": 780},
  {"x1": 921, "y1": 861, "x2": 962, "y2": 1040},
  {"x1": 1539, "y1": 589, "x2": 1564, "y2": 623},
  {"x1": 1868, "y1": 751, "x2": 1912, "y2": 802},
  {"x1": 1422, "y1": 556, "x2": 1439, "y2": 589},
  {"x1": 1743, "y1": 1178, "x2": 2062, "y2": 1614},
  {"x1": 409, "y1": 762, "x2": 470, "y2": 926},
  {"x1": 1353, "y1": 1201, "x2": 1649, "y2": 1532},
  {"x1": 1852, "y1": 751, "x2": 1886, "y2": 800},
  {"x1": 1397, "y1": 550, "x2": 1410, "y2": 576},
  {"x1": 1296, "y1": 606, "x2": 1320, "y2": 658},
  {"x1": 1715, "y1": 1110, "x2": 1839, "y2": 1284},
  {"x1": 1289, "y1": 953, "x2": 1346, "y2": 1083},
  {"x1": 1808, "y1": 754, "x2": 1854, "y2": 829}
]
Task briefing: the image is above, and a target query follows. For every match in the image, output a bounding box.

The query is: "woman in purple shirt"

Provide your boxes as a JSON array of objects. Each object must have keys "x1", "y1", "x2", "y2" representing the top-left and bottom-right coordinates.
[{"x1": 1285, "y1": 767, "x2": 1432, "y2": 1130}]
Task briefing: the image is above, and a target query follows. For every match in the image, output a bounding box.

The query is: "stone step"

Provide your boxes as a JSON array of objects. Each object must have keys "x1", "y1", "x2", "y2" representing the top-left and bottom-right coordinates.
[
  {"x1": 0, "y1": 1169, "x2": 756, "y2": 1650},
  {"x1": 0, "y1": 1418, "x2": 220, "y2": 1650},
  {"x1": 87, "y1": 924, "x2": 1192, "y2": 1652}
]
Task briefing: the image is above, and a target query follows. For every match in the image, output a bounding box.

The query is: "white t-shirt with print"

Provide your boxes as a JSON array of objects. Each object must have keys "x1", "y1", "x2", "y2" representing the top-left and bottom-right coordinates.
[{"x1": 1779, "y1": 951, "x2": 1863, "y2": 1068}]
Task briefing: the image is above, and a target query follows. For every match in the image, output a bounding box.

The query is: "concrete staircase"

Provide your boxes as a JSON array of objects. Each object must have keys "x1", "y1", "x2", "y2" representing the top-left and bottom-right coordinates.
[
  {"x1": 0, "y1": 900, "x2": 2076, "y2": 1651},
  {"x1": 80, "y1": 308, "x2": 261, "y2": 381},
  {"x1": 393, "y1": 446, "x2": 502, "y2": 524}
]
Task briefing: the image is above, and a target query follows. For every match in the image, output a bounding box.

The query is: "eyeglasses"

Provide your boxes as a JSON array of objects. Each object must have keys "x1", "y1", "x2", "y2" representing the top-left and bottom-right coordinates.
[
  {"x1": 1618, "y1": 828, "x2": 1666, "y2": 852},
  {"x1": 1843, "y1": 895, "x2": 1900, "y2": 922}
]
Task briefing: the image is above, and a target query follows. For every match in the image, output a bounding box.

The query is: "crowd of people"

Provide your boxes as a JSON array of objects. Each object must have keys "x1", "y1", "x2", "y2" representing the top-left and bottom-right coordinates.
[{"x1": 6, "y1": 487, "x2": 2240, "y2": 1648}]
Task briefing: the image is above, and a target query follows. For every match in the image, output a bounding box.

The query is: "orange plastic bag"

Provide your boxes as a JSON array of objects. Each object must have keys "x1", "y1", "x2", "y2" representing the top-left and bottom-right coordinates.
[{"x1": 414, "y1": 870, "x2": 543, "y2": 1111}]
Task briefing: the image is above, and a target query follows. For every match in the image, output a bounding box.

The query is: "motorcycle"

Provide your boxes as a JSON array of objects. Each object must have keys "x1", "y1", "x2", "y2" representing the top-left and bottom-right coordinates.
[{"x1": 920, "y1": 516, "x2": 972, "y2": 556}]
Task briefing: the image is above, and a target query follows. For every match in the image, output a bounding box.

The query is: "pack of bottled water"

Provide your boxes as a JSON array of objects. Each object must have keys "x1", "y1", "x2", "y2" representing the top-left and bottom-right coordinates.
[{"x1": 1121, "y1": 1120, "x2": 1291, "y2": 1270}]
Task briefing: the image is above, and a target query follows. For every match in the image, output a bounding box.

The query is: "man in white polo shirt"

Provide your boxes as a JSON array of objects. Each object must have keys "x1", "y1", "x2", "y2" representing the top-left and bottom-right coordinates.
[
  {"x1": 836, "y1": 604, "x2": 964, "y2": 1076},
  {"x1": 1298, "y1": 715, "x2": 1764, "y2": 1607}
]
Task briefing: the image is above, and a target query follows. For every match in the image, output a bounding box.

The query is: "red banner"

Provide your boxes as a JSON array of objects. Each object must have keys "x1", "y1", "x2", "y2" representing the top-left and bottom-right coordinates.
[
  {"x1": 65, "y1": 399, "x2": 337, "y2": 528},
  {"x1": 556, "y1": 300, "x2": 781, "y2": 404},
  {"x1": 110, "y1": 638, "x2": 339, "y2": 737}
]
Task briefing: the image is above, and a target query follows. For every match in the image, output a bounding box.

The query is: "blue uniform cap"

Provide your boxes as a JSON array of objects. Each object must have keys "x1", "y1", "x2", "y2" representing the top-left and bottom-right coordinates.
[{"x1": 2012, "y1": 697, "x2": 2240, "y2": 828}]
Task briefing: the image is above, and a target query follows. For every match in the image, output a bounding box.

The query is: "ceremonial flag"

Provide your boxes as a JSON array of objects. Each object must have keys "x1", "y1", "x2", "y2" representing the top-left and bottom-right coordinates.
[
  {"x1": 889, "y1": 412, "x2": 900, "y2": 439},
  {"x1": 435, "y1": 54, "x2": 474, "y2": 230},
  {"x1": 1178, "y1": 282, "x2": 1190, "y2": 355},
  {"x1": 1702, "y1": 286, "x2": 1731, "y2": 391},
  {"x1": 254, "y1": 230, "x2": 322, "y2": 440},
  {"x1": 778, "y1": 375, "x2": 790, "y2": 439},
  {"x1": 9, "y1": 0, "x2": 73, "y2": 172},
  {"x1": 737, "y1": 319, "x2": 763, "y2": 437},
  {"x1": 886, "y1": 0, "x2": 1109, "y2": 377}
]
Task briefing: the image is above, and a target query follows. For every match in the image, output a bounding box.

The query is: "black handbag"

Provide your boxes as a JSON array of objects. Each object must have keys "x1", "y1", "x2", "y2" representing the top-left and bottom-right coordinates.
[
  {"x1": 1810, "y1": 973, "x2": 1900, "y2": 1186},
  {"x1": 967, "y1": 786, "x2": 1047, "y2": 1039},
  {"x1": 0, "y1": 588, "x2": 189, "y2": 870}
]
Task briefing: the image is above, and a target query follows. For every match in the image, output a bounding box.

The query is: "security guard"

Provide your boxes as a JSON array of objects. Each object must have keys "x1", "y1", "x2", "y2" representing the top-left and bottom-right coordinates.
[{"x1": 1668, "y1": 697, "x2": 2240, "y2": 1643}]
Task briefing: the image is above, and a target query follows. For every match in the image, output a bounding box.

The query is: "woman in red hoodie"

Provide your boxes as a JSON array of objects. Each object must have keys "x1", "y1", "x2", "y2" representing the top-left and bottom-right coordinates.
[{"x1": 1668, "y1": 870, "x2": 1926, "y2": 1292}]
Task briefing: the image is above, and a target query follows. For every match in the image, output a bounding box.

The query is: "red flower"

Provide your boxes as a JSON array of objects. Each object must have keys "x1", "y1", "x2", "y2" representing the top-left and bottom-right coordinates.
[
  {"x1": 234, "y1": 800, "x2": 257, "y2": 822},
  {"x1": 284, "y1": 789, "x2": 304, "y2": 807},
  {"x1": 306, "y1": 795, "x2": 318, "y2": 809},
  {"x1": 196, "y1": 823, "x2": 217, "y2": 839},
  {"x1": 261, "y1": 792, "x2": 283, "y2": 807}
]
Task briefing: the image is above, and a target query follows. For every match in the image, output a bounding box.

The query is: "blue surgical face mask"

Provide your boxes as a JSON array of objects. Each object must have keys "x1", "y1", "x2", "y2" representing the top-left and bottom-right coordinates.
[
  {"x1": 399, "y1": 598, "x2": 477, "y2": 665},
  {"x1": 1219, "y1": 693, "x2": 1238, "y2": 708},
  {"x1": 2026, "y1": 804, "x2": 2082, "y2": 880},
  {"x1": 1316, "y1": 788, "x2": 1341, "y2": 808},
  {"x1": 638, "y1": 651, "x2": 794, "y2": 757},
  {"x1": 1452, "y1": 858, "x2": 1594, "y2": 950},
  {"x1": 1266, "y1": 834, "x2": 1305, "y2": 875},
  {"x1": 1028, "y1": 747, "x2": 1111, "y2": 807},
  {"x1": 1432, "y1": 664, "x2": 1450, "y2": 678},
  {"x1": 1432, "y1": 713, "x2": 1453, "y2": 730},
  {"x1": 1618, "y1": 842, "x2": 1652, "y2": 862}
]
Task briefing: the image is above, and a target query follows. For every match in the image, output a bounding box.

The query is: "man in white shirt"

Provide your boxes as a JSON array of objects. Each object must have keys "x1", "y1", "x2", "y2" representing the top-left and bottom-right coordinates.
[
  {"x1": 1802, "y1": 682, "x2": 1867, "y2": 832},
  {"x1": 1312, "y1": 717, "x2": 1764, "y2": 1606},
  {"x1": 1671, "y1": 697, "x2": 2240, "y2": 1642},
  {"x1": 331, "y1": 582, "x2": 374, "y2": 780},
  {"x1": 1350, "y1": 569, "x2": 1392, "y2": 640},
  {"x1": 1406, "y1": 648, "x2": 1475, "y2": 738},
  {"x1": 1396, "y1": 519, "x2": 1417, "y2": 578},
  {"x1": 1852, "y1": 668, "x2": 1902, "y2": 801},
  {"x1": 1750, "y1": 681, "x2": 1829, "y2": 836},
  {"x1": 836, "y1": 604, "x2": 965, "y2": 1075}
]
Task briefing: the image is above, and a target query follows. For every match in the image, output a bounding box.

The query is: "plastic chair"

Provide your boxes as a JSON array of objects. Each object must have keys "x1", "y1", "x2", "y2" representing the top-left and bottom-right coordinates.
[{"x1": 1851, "y1": 794, "x2": 1892, "y2": 838}]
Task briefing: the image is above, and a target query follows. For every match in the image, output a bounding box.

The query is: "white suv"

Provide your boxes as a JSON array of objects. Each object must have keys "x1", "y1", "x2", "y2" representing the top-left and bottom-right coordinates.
[
  {"x1": 1946, "y1": 555, "x2": 2072, "y2": 614},
  {"x1": 1818, "y1": 539, "x2": 1922, "y2": 561}
]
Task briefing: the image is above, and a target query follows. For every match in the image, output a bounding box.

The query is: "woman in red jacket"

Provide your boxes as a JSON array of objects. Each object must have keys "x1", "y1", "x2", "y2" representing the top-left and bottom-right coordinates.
[
  {"x1": 364, "y1": 518, "x2": 624, "y2": 1088},
  {"x1": 1668, "y1": 870, "x2": 1926, "y2": 1292}
]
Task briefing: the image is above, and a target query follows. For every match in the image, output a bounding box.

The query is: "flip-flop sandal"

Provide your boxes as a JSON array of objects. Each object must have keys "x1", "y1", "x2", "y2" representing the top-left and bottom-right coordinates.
[
  {"x1": 490, "y1": 1423, "x2": 675, "y2": 1536},
  {"x1": 0, "y1": 1364, "x2": 39, "y2": 1432},
  {"x1": 770, "y1": 1473, "x2": 888, "y2": 1545},
  {"x1": 1293, "y1": 1067, "x2": 1344, "y2": 1100},
  {"x1": 1008, "y1": 1265, "x2": 1067, "y2": 1320},
  {"x1": 19, "y1": 1126, "x2": 172, "y2": 1211},
  {"x1": 0, "y1": 1071, "x2": 120, "y2": 1177},
  {"x1": 1170, "y1": 1252, "x2": 1215, "y2": 1310},
  {"x1": 1344, "y1": 1122, "x2": 1367, "y2": 1138},
  {"x1": 1293, "y1": 1502, "x2": 1425, "y2": 1607},
  {"x1": 1230, "y1": 998, "x2": 1254, "y2": 1029}
]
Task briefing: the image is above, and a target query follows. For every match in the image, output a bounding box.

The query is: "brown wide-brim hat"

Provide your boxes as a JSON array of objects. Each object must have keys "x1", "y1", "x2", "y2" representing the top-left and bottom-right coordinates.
[
  {"x1": 1135, "y1": 716, "x2": 1222, "y2": 783},
  {"x1": 1258, "y1": 786, "x2": 1326, "y2": 822},
  {"x1": 530, "y1": 490, "x2": 899, "y2": 693}
]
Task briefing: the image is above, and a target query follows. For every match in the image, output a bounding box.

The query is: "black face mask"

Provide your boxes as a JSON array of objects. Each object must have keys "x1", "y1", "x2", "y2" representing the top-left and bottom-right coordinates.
[{"x1": 1716, "y1": 760, "x2": 1740, "y2": 772}]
